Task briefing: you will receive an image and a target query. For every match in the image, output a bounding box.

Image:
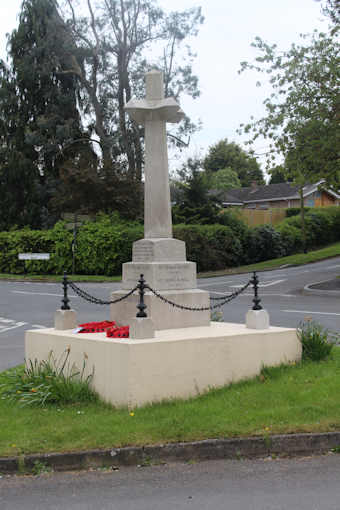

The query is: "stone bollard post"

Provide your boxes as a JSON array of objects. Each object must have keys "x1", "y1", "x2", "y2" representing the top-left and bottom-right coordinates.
[
  {"x1": 246, "y1": 309, "x2": 270, "y2": 330},
  {"x1": 54, "y1": 271, "x2": 77, "y2": 330},
  {"x1": 54, "y1": 309, "x2": 77, "y2": 330},
  {"x1": 246, "y1": 271, "x2": 270, "y2": 329},
  {"x1": 129, "y1": 317, "x2": 155, "y2": 339}
]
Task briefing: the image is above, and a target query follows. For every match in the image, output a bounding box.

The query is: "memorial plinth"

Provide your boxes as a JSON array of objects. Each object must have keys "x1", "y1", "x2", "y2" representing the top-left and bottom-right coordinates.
[
  {"x1": 110, "y1": 70, "x2": 210, "y2": 329},
  {"x1": 26, "y1": 323, "x2": 301, "y2": 408},
  {"x1": 24, "y1": 69, "x2": 301, "y2": 410}
]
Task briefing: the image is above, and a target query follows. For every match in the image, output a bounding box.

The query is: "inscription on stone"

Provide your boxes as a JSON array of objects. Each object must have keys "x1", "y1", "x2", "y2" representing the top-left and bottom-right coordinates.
[
  {"x1": 133, "y1": 243, "x2": 154, "y2": 262},
  {"x1": 157, "y1": 265, "x2": 190, "y2": 285}
]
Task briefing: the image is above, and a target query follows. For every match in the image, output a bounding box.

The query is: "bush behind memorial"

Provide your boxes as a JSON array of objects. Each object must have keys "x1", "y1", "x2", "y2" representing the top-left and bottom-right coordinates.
[{"x1": 1, "y1": 207, "x2": 340, "y2": 275}]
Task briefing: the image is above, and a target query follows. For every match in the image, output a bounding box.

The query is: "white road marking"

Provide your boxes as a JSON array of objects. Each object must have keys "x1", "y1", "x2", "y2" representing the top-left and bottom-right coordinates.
[
  {"x1": 12, "y1": 290, "x2": 78, "y2": 298},
  {"x1": 0, "y1": 318, "x2": 15, "y2": 323},
  {"x1": 0, "y1": 322, "x2": 27, "y2": 333},
  {"x1": 199, "y1": 281, "x2": 235, "y2": 288},
  {"x1": 231, "y1": 279, "x2": 286, "y2": 288},
  {"x1": 283, "y1": 310, "x2": 340, "y2": 317},
  {"x1": 31, "y1": 324, "x2": 48, "y2": 329},
  {"x1": 210, "y1": 292, "x2": 295, "y2": 297},
  {"x1": 326, "y1": 265, "x2": 340, "y2": 269}
]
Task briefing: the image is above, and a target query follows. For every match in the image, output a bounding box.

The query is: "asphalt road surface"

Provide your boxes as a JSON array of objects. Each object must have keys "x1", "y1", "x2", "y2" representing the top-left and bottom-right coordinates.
[
  {"x1": 0, "y1": 257, "x2": 339, "y2": 371},
  {"x1": 2, "y1": 455, "x2": 340, "y2": 509}
]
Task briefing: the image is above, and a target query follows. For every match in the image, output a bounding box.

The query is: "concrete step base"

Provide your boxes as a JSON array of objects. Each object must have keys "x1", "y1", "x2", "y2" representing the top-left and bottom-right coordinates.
[{"x1": 25, "y1": 322, "x2": 301, "y2": 408}]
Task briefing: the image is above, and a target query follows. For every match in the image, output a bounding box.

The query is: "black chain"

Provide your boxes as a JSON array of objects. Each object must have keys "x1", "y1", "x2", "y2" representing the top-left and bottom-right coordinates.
[
  {"x1": 145, "y1": 280, "x2": 251, "y2": 312},
  {"x1": 210, "y1": 285, "x2": 247, "y2": 300},
  {"x1": 68, "y1": 281, "x2": 138, "y2": 305}
]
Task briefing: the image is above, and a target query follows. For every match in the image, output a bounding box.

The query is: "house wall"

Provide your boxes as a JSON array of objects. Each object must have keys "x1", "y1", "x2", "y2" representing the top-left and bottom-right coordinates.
[
  {"x1": 244, "y1": 199, "x2": 297, "y2": 209},
  {"x1": 245, "y1": 192, "x2": 338, "y2": 210},
  {"x1": 320, "y1": 191, "x2": 338, "y2": 207}
]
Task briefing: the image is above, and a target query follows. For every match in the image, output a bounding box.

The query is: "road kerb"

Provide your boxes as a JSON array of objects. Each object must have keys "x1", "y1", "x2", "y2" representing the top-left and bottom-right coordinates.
[{"x1": 1, "y1": 432, "x2": 340, "y2": 474}]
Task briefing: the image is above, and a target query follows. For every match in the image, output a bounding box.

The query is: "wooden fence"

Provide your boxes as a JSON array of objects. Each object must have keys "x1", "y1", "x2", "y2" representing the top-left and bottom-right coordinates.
[{"x1": 237, "y1": 208, "x2": 287, "y2": 227}]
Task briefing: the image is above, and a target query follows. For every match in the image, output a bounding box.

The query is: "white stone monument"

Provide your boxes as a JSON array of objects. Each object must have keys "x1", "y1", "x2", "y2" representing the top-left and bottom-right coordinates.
[
  {"x1": 110, "y1": 70, "x2": 210, "y2": 330},
  {"x1": 25, "y1": 70, "x2": 301, "y2": 409}
]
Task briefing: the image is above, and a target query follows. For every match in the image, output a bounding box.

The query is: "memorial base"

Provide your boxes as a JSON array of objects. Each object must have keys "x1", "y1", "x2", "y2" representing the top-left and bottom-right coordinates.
[
  {"x1": 110, "y1": 288, "x2": 210, "y2": 329},
  {"x1": 25, "y1": 323, "x2": 301, "y2": 409}
]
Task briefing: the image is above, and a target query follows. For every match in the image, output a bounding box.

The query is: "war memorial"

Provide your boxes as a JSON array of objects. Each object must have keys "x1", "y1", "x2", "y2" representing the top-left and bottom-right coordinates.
[{"x1": 25, "y1": 70, "x2": 301, "y2": 408}]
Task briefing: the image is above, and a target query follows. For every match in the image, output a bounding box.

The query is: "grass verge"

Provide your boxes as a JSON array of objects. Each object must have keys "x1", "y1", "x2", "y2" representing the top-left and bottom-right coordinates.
[
  {"x1": 1, "y1": 349, "x2": 340, "y2": 457},
  {"x1": 199, "y1": 242, "x2": 340, "y2": 278},
  {"x1": 1, "y1": 242, "x2": 340, "y2": 282}
]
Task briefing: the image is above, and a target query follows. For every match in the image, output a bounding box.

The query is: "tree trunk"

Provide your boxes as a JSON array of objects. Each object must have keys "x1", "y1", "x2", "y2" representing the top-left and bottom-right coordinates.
[
  {"x1": 299, "y1": 186, "x2": 307, "y2": 254},
  {"x1": 117, "y1": 56, "x2": 137, "y2": 178}
]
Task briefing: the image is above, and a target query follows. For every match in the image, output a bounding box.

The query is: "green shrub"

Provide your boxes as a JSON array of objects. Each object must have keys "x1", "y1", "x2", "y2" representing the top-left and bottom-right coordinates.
[
  {"x1": 243, "y1": 225, "x2": 286, "y2": 264},
  {"x1": 174, "y1": 224, "x2": 244, "y2": 271},
  {"x1": 286, "y1": 207, "x2": 311, "y2": 217},
  {"x1": 278, "y1": 206, "x2": 340, "y2": 251},
  {"x1": 304, "y1": 210, "x2": 334, "y2": 247},
  {"x1": 277, "y1": 223, "x2": 304, "y2": 255},
  {"x1": 0, "y1": 349, "x2": 98, "y2": 406},
  {"x1": 297, "y1": 319, "x2": 337, "y2": 361},
  {"x1": 1, "y1": 206, "x2": 339, "y2": 275}
]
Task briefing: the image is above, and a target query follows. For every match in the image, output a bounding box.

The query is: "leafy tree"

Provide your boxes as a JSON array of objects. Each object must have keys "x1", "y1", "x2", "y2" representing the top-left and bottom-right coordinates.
[
  {"x1": 61, "y1": 0, "x2": 203, "y2": 183},
  {"x1": 208, "y1": 167, "x2": 241, "y2": 190},
  {"x1": 239, "y1": 6, "x2": 340, "y2": 189},
  {"x1": 239, "y1": 4, "x2": 339, "y2": 251},
  {"x1": 268, "y1": 165, "x2": 288, "y2": 184},
  {"x1": 1, "y1": 0, "x2": 203, "y2": 228},
  {"x1": 172, "y1": 158, "x2": 220, "y2": 224},
  {"x1": 321, "y1": 0, "x2": 340, "y2": 26},
  {"x1": 4, "y1": 0, "x2": 97, "y2": 225},
  {"x1": 0, "y1": 62, "x2": 43, "y2": 229},
  {"x1": 203, "y1": 139, "x2": 264, "y2": 187}
]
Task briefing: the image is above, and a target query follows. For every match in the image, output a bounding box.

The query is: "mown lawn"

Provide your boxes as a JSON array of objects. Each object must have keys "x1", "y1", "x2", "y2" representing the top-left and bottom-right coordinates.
[{"x1": 1, "y1": 349, "x2": 340, "y2": 458}]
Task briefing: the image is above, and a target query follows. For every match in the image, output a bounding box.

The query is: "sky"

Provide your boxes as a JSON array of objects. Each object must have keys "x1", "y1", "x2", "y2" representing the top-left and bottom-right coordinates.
[{"x1": 0, "y1": 0, "x2": 327, "y2": 176}]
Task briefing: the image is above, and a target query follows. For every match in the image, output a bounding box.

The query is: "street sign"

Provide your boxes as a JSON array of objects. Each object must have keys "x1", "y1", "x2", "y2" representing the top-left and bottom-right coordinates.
[
  {"x1": 65, "y1": 222, "x2": 83, "y2": 230},
  {"x1": 18, "y1": 253, "x2": 50, "y2": 261}
]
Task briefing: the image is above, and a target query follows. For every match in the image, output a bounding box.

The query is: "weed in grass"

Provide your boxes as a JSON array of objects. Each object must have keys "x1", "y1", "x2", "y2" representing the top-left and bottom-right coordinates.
[
  {"x1": 0, "y1": 349, "x2": 98, "y2": 407},
  {"x1": 297, "y1": 319, "x2": 337, "y2": 361},
  {"x1": 210, "y1": 310, "x2": 224, "y2": 322},
  {"x1": 32, "y1": 460, "x2": 52, "y2": 476},
  {"x1": 18, "y1": 455, "x2": 26, "y2": 474},
  {"x1": 235, "y1": 451, "x2": 243, "y2": 461},
  {"x1": 263, "y1": 427, "x2": 272, "y2": 450}
]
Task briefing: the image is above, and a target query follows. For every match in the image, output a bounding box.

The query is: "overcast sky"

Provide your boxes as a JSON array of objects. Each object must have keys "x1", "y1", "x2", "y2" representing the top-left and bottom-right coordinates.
[{"x1": 0, "y1": 0, "x2": 327, "y2": 176}]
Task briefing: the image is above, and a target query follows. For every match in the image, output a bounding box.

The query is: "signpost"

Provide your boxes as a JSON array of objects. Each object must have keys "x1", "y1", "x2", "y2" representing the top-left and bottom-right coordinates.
[
  {"x1": 18, "y1": 253, "x2": 50, "y2": 274},
  {"x1": 18, "y1": 253, "x2": 50, "y2": 261},
  {"x1": 62, "y1": 213, "x2": 89, "y2": 275}
]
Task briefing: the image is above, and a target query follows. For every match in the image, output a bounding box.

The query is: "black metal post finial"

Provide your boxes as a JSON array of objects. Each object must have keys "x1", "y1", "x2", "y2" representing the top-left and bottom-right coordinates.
[
  {"x1": 61, "y1": 271, "x2": 71, "y2": 310},
  {"x1": 251, "y1": 271, "x2": 262, "y2": 311},
  {"x1": 136, "y1": 274, "x2": 148, "y2": 318}
]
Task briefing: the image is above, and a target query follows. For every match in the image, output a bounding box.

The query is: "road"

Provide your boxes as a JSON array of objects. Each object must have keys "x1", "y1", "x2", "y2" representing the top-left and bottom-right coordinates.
[
  {"x1": 0, "y1": 257, "x2": 339, "y2": 371},
  {"x1": 2, "y1": 455, "x2": 340, "y2": 509}
]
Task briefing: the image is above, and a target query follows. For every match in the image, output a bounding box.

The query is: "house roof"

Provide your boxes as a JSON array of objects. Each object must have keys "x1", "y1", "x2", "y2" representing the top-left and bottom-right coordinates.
[{"x1": 214, "y1": 181, "x2": 340, "y2": 205}]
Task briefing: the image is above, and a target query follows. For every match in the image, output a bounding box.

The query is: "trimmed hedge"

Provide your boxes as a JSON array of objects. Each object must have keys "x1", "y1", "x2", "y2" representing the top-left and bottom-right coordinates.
[
  {"x1": 286, "y1": 207, "x2": 311, "y2": 217},
  {"x1": 1, "y1": 207, "x2": 340, "y2": 275},
  {"x1": 173, "y1": 224, "x2": 244, "y2": 272},
  {"x1": 0, "y1": 221, "x2": 244, "y2": 275}
]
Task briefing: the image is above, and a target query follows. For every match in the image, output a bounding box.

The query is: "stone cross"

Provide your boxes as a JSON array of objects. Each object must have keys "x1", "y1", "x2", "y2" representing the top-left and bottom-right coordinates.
[{"x1": 125, "y1": 70, "x2": 184, "y2": 239}]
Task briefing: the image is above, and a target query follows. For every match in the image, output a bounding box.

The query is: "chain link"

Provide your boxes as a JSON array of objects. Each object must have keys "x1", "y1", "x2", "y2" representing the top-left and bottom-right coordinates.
[
  {"x1": 210, "y1": 286, "x2": 245, "y2": 300},
  {"x1": 145, "y1": 280, "x2": 251, "y2": 312},
  {"x1": 66, "y1": 278, "x2": 251, "y2": 311},
  {"x1": 68, "y1": 281, "x2": 138, "y2": 305}
]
